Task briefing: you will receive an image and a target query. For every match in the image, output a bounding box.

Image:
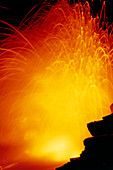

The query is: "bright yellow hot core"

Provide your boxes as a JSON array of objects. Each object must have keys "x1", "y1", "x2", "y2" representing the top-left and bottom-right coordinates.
[{"x1": 0, "y1": 1, "x2": 113, "y2": 164}]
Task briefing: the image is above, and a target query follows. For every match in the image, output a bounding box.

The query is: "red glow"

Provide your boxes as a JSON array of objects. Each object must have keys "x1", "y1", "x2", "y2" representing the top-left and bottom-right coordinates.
[{"x1": 0, "y1": 0, "x2": 113, "y2": 168}]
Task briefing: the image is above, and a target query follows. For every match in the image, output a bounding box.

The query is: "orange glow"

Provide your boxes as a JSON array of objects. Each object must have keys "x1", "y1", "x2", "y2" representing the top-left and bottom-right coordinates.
[{"x1": 0, "y1": 0, "x2": 113, "y2": 166}]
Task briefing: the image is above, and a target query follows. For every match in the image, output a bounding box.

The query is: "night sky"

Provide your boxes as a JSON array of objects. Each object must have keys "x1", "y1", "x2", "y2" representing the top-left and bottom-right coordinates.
[{"x1": 0, "y1": 0, "x2": 113, "y2": 26}]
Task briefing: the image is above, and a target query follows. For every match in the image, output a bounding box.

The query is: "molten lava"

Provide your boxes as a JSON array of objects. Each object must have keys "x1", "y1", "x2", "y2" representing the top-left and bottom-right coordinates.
[{"x1": 0, "y1": 0, "x2": 113, "y2": 166}]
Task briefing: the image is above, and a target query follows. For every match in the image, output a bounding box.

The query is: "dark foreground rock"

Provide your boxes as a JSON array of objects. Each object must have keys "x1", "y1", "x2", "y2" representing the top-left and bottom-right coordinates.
[
  {"x1": 87, "y1": 114, "x2": 113, "y2": 136},
  {"x1": 56, "y1": 104, "x2": 113, "y2": 170}
]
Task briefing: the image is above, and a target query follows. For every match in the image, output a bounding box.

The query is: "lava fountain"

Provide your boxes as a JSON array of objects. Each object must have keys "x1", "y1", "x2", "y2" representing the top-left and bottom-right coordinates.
[{"x1": 0, "y1": 0, "x2": 113, "y2": 166}]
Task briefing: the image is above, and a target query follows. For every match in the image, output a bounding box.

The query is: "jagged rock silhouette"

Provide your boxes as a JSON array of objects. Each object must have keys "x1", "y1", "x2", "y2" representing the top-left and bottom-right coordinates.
[{"x1": 56, "y1": 104, "x2": 113, "y2": 170}]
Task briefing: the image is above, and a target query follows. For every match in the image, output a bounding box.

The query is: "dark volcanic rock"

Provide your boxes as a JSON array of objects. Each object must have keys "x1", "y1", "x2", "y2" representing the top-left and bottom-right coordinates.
[
  {"x1": 56, "y1": 104, "x2": 113, "y2": 170},
  {"x1": 87, "y1": 114, "x2": 113, "y2": 136},
  {"x1": 82, "y1": 135, "x2": 113, "y2": 163}
]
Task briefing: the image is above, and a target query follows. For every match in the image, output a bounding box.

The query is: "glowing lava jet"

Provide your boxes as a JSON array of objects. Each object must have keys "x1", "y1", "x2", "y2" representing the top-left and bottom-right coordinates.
[{"x1": 0, "y1": 0, "x2": 113, "y2": 165}]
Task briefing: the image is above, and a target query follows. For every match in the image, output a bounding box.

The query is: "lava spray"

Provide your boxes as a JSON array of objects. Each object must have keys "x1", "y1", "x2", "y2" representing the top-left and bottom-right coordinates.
[{"x1": 0, "y1": 0, "x2": 113, "y2": 163}]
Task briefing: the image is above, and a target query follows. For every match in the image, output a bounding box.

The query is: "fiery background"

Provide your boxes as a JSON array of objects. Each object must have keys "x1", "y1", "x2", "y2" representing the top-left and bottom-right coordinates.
[{"x1": 0, "y1": 0, "x2": 113, "y2": 169}]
